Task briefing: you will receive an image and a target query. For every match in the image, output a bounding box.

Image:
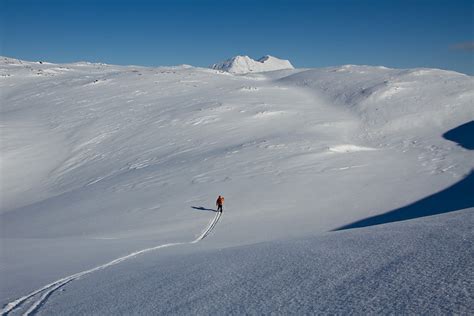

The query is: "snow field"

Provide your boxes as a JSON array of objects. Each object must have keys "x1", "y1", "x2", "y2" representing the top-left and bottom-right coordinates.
[{"x1": 0, "y1": 56, "x2": 472, "y2": 314}]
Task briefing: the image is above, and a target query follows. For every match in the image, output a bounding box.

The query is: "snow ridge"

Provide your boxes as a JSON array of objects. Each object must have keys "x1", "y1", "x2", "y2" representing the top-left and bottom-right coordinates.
[{"x1": 211, "y1": 55, "x2": 294, "y2": 74}]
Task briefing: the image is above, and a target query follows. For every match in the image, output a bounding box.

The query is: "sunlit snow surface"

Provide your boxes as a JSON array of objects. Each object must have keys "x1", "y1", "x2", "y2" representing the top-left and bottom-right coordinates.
[{"x1": 0, "y1": 56, "x2": 473, "y2": 314}]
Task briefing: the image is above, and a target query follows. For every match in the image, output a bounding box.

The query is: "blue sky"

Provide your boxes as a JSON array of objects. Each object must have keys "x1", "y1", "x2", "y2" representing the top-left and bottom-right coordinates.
[{"x1": 1, "y1": 0, "x2": 473, "y2": 74}]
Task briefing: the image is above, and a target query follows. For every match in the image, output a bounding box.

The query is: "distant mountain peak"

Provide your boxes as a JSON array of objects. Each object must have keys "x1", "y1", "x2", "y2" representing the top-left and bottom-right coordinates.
[{"x1": 211, "y1": 55, "x2": 294, "y2": 74}]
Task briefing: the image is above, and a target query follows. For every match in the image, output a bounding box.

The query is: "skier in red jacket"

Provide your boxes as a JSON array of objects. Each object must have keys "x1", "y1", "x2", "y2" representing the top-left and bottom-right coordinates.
[{"x1": 216, "y1": 195, "x2": 224, "y2": 213}]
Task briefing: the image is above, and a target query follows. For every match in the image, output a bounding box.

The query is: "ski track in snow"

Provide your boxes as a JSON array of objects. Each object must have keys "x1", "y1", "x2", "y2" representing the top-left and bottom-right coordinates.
[{"x1": 1, "y1": 211, "x2": 222, "y2": 316}]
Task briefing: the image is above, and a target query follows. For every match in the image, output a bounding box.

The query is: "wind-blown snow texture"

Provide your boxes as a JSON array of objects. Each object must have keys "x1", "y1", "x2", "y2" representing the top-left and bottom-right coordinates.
[{"x1": 0, "y1": 56, "x2": 473, "y2": 314}]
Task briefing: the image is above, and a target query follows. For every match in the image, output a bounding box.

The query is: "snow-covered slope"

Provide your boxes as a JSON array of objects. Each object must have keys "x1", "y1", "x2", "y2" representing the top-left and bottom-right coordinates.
[
  {"x1": 211, "y1": 55, "x2": 294, "y2": 73},
  {"x1": 31, "y1": 208, "x2": 474, "y2": 315},
  {"x1": 0, "y1": 56, "x2": 472, "y2": 314}
]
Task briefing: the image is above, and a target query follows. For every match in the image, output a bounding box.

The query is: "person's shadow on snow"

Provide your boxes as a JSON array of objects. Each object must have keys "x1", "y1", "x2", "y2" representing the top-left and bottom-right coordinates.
[
  {"x1": 336, "y1": 121, "x2": 474, "y2": 231},
  {"x1": 191, "y1": 206, "x2": 217, "y2": 212}
]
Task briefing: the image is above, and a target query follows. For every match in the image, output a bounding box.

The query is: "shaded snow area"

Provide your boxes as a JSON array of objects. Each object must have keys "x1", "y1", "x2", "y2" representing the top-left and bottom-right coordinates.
[
  {"x1": 1, "y1": 56, "x2": 473, "y2": 314},
  {"x1": 211, "y1": 55, "x2": 294, "y2": 73}
]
